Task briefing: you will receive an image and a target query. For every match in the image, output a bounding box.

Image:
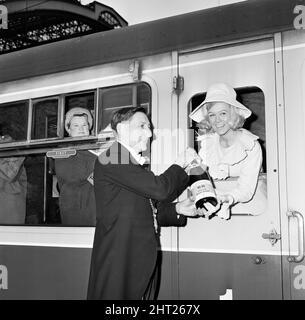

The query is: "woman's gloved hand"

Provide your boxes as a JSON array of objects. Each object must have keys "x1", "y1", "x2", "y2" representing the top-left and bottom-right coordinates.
[{"x1": 216, "y1": 194, "x2": 234, "y2": 220}]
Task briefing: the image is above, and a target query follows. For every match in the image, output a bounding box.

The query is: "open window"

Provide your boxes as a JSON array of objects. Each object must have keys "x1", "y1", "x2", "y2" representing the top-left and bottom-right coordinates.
[
  {"x1": 64, "y1": 91, "x2": 96, "y2": 137},
  {"x1": 189, "y1": 86, "x2": 266, "y2": 172},
  {"x1": 188, "y1": 86, "x2": 267, "y2": 216},
  {"x1": 30, "y1": 91, "x2": 97, "y2": 142}
]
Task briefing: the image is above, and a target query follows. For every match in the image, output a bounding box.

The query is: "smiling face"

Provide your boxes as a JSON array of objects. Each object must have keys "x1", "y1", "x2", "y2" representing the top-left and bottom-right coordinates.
[
  {"x1": 206, "y1": 102, "x2": 233, "y2": 136},
  {"x1": 117, "y1": 112, "x2": 152, "y2": 153},
  {"x1": 67, "y1": 115, "x2": 90, "y2": 137}
]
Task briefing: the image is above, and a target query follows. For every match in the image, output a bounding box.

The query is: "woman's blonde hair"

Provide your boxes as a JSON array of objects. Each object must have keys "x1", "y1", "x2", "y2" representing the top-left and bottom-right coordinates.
[{"x1": 197, "y1": 102, "x2": 245, "y2": 134}]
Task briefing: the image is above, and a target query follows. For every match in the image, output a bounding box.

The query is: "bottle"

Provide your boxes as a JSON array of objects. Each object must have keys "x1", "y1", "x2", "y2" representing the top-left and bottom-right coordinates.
[{"x1": 188, "y1": 163, "x2": 218, "y2": 215}]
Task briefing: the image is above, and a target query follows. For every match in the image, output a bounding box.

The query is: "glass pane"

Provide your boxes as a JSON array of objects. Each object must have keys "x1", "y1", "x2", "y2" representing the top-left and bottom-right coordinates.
[
  {"x1": 0, "y1": 155, "x2": 27, "y2": 225},
  {"x1": 0, "y1": 153, "x2": 67, "y2": 226},
  {"x1": 0, "y1": 153, "x2": 77, "y2": 226},
  {"x1": 25, "y1": 155, "x2": 46, "y2": 224},
  {"x1": 99, "y1": 83, "x2": 151, "y2": 131},
  {"x1": 32, "y1": 98, "x2": 59, "y2": 140},
  {"x1": 0, "y1": 101, "x2": 28, "y2": 143},
  {"x1": 1, "y1": 151, "x2": 97, "y2": 226},
  {"x1": 54, "y1": 150, "x2": 96, "y2": 226},
  {"x1": 64, "y1": 92, "x2": 95, "y2": 137},
  {"x1": 23, "y1": 155, "x2": 61, "y2": 225}
]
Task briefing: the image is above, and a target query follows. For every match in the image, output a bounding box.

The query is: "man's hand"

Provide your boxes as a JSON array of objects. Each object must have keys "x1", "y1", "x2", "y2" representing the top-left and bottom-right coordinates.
[
  {"x1": 187, "y1": 187, "x2": 220, "y2": 219},
  {"x1": 175, "y1": 147, "x2": 200, "y2": 169},
  {"x1": 185, "y1": 162, "x2": 208, "y2": 175},
  {"x1": 216, "y1": 194, "x2": 234, "y2": 220},
  {"x1": 175, "y1": 198, "x2": 197, "y2": 217}
]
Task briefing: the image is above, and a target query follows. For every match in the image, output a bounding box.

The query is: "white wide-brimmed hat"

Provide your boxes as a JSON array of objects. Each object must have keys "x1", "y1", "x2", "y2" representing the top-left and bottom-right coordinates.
[
  {"x1": 65, "y1": 107, "x2": 93, "y2": 131},
  {"x1": 189, "y1": 83, "x2": 252, "y2": 123}
]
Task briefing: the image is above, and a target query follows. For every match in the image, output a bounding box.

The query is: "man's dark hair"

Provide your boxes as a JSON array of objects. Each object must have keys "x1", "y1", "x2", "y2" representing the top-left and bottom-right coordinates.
[{"x1": 111, "y1": 107, "x2": 148, "y2": 132}]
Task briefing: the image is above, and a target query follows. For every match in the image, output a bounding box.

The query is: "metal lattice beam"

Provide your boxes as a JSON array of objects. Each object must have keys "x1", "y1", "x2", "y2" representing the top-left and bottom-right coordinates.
[{"x1": 0, "y1": 0, "x2": 128, "y2": 55}]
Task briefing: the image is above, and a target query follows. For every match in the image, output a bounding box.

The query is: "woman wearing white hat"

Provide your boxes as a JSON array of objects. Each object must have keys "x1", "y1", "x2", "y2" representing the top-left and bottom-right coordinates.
[
  {"x1": 189, "y1": 83, "x2": 263, "y2": 219},
  {"x1": 55, "y1": 107, "x2": 97, "y2": 226}
]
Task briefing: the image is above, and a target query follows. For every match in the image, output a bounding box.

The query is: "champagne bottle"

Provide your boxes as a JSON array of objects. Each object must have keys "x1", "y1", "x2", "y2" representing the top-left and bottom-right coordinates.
[{"x1": 188, "y1": 163, "x2": 218, "y2": 214}]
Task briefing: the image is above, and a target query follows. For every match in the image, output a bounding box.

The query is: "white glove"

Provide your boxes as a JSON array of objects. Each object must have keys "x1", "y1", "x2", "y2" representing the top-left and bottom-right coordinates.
[
  {"x1": 217, "y1": 194, "x2": 234, "y2": 220},
  {"x1": 197, "y1": 201, "x2": 221, "y2": 219}
]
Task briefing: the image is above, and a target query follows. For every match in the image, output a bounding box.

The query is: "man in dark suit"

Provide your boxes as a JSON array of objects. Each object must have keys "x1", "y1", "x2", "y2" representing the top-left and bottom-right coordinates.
[{"x1": 87, "y1": 107, "x2": 198, "y2": 300}]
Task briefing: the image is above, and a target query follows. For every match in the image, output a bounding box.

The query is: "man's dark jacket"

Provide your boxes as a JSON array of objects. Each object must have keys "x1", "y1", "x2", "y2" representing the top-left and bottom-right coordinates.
[{"x1": 87, "y1": 142, "x2": 189, "y2": 300}]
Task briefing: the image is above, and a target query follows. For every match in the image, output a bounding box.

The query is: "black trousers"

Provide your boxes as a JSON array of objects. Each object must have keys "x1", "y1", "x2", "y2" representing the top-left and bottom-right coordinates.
[{"x1": 143, "y1": 251, "x2": 162, "y2": 300}]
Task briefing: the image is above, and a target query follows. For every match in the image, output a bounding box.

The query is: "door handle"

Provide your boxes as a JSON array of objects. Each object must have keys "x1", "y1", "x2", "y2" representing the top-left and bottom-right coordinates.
[
  {"x1": 287, "y1": 211, "x2": 305, "y2": 263},
  {"x1": 262, "y1": 229, "x2": 281, "y2": 246}
]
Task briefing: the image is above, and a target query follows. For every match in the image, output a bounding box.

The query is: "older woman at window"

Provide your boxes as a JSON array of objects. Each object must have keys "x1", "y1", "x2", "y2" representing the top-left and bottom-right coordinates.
[{"x1": 55, "y1": 107, "x2": 97, "y2": 226}]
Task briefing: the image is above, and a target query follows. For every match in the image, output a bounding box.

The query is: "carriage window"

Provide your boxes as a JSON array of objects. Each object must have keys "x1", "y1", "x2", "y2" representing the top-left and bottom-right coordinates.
[
  {"x1": 0, "y1": 153, "x2": 61, "y2": 226},
  {"x1": 190, "y1": 87, "x2": 266, "y2": 172},
  {"x1": 64, "y1": 91, "x2": 96, "y2": 137},
  {"x1": 99, "y1": 83, "x2": 151, "y2": 131},
  {"x1": 0, "y1": 83, "x2": 152, "y2": 226},
  {"x1": 31, "y1": 98, "x2": 59, "y2": 140},
  {"x1": 189, "y1": 86, "x2": 267, "y2": 216},
  {"x1": 0, "y1": 154, "x2": 28, "y2": 225},
  {"x1": 0, "y1": 151, "x2": 93, "y2": 226},
  {"x1": 0, "y1": 101, "x2": 28, "y2": 143}
]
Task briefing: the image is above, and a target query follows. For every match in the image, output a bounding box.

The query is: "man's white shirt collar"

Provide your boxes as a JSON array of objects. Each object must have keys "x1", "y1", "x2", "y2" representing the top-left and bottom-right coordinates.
[{"x1": 117, "y1": 140, "x2": 146, "y2": 166}]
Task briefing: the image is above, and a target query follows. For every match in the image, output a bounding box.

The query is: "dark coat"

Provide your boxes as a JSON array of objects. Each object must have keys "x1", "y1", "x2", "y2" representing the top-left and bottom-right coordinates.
[
  {"x1": 87, "y1": 142, "x2": 189, "y2": 300},
  {"x1": 55, "y1": 150, "x2": 97, "y2": 226}
]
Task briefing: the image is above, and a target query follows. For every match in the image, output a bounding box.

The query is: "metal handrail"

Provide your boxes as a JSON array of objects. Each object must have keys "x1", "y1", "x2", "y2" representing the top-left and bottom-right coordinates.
[{"x1": 287, "y1": 211, "x2": 305, "y2": 263}]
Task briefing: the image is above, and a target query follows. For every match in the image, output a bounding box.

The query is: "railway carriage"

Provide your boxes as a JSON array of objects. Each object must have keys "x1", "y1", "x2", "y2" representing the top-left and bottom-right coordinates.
[{"x1": 0, "y1": 0, "x2": 304, "y2": 300}]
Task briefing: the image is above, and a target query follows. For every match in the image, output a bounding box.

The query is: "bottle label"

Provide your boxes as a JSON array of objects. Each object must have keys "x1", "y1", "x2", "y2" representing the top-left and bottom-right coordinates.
[{"x1": 190, "y1": 180, "x2": 216, "y2": 202}]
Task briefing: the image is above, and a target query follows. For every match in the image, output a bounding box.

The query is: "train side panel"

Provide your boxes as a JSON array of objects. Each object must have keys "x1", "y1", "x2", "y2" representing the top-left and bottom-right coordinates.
[{"x1": 281, "y1": 29, "x2": 305, "y2": 300}]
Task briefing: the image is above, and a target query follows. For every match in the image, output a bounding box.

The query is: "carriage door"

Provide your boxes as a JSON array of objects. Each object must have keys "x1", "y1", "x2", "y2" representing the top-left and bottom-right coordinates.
[{"x1": 176, "y1": 38, "x2": 283, "y2": 299}]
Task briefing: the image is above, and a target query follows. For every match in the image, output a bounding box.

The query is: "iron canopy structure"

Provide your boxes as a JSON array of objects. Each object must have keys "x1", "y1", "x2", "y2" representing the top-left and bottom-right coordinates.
[{"x1": 0, "y1": 0, "x2": 128, "y2": 55}]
